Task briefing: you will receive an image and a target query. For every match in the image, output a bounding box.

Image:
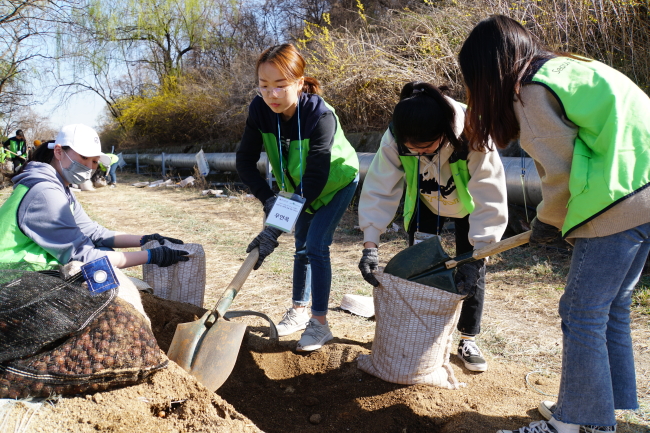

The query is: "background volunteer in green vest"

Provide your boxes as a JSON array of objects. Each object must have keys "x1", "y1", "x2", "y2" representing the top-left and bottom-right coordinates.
[
  {"x1": 3, "y1": 129, "x2": 27, "y2": 174},
  {"x1": 100, "y1": 152, "x2": 120, "y2": 187},
  {"x1": 236, "y1": 43, "x2": 359, "y2": 352},
  {"x1": 0, "y1": 123, "x2": 189, "y2": 271},
  {"x1": 460, "y1": 15, "x2": 650, "y2": 433},
  {"x1": 358, "y1": 81, "x2": 507, "y2": 372}
]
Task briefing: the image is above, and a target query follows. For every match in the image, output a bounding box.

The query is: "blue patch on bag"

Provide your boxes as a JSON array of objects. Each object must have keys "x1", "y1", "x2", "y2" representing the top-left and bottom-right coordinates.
[{"x1": 81, "y1": 256, "x2": 118, "y2": 294}]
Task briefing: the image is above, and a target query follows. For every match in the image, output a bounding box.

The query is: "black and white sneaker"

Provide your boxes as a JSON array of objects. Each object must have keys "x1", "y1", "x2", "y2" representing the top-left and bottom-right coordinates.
[
  {"x1": 457, "y1": 339, "x2": 488, "y2": 372},
  {"x1": 538, "y1": 401, "x2": 617, "y2": 432}
]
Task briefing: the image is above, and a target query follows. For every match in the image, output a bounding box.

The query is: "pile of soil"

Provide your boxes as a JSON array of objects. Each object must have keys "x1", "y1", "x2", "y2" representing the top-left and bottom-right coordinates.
[{"x1": 11, "y1": 294, "x2": 258, "y2": 433}]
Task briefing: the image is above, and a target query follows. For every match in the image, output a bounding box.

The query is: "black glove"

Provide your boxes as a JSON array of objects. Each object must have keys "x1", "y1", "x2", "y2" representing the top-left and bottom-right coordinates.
[
  {"x1": 263, "y1": 195, "x2": 277, "y2": 217},
  {"x1": 140, "y1": 233, "x2": 184, "y2": 246},
  {"x1": 358, "y1": 248, "x2": 380, "y2": 287},
  {"x1": 530, "y1": 217, "x2": 561, "y2": 246},
  {"x1": 454, "y1": 259, "x2": 485, "y2": 296},
  {"x1": 147, "y1": 246, "x2": 190, "y2": 267},
  {"x1": 246, "y1": 226, "x2": 283, "y2": 270}
]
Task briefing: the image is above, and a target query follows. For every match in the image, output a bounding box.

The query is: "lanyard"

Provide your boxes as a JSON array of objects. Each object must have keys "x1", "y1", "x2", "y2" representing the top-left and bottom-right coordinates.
[
  {"x1": 415, "y1": 152, "x2": 442, "y2": 235},
  {"x1": 276, "y1": 100, "x2": 304, "y2": 198}
]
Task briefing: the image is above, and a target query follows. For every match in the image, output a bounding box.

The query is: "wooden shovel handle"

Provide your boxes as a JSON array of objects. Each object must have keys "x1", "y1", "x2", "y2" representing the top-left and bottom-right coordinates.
[
  {"x1": 213, "y1": 248, "x2": 260, "y2": 319},
  {"x1": 445, "y1": 231, "x2": 531, "y2": 269},
  {"x1": 472, "y1": 230, "x2": 531, "y2": 260}
]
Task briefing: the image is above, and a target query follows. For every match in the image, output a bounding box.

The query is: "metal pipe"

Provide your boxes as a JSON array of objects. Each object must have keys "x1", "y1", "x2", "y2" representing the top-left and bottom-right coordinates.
[{"x1": 121, "y1": 152, "x2": 541, "y2": 207}]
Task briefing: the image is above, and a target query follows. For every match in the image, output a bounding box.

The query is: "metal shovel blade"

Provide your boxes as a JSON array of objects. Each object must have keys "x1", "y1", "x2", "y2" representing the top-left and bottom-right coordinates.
[
  {"x1": 182, "y1": 319, "x2": 248, "y2": 392},
  {"x1": 383, "y1": 231, "x2": 532, "y2": 293},
  {"x1": 167, "y1": 249, "x2": 259, "y2": 391},
  {"x1": 384, "y1": 235, "x2": 452, "y2": 278}
]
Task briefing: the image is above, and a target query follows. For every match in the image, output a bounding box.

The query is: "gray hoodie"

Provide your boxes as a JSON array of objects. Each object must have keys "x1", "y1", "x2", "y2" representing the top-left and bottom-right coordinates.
[{"x1": 12, "y1": 162, "x2": 116, "y2": 264}]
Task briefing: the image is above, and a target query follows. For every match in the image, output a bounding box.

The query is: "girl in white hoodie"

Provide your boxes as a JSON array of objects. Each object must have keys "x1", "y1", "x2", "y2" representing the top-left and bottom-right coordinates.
[{"x1": 357, "y1": 82, "x2": 508, "y2": 372}]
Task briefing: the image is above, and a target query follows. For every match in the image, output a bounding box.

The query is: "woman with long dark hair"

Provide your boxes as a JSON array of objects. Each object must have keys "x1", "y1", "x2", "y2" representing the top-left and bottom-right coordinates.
[
  {"x1": 459, "y1": 15, "x2": 650, "y2": 433},
  {"x1": 236, "y1": 44, "x2": 359, "y2": 352},
  {"x1": 0, "y1": 124, "x2": 188, "y2": 271},
  {"x1": 358, "y1": 81, "x2": 507, "y2": 372}
]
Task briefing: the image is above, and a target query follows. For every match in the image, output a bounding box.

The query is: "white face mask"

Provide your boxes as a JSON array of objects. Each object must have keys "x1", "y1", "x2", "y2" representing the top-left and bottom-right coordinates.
[{"x1": 59, "y1": 151, "x2": 93, "y2": 185}]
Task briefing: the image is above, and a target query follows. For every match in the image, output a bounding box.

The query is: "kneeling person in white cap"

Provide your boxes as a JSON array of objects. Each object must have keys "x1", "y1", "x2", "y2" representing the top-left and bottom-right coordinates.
[{"x1": 0, "y1": 124, "x2": 189, "y2": 271}]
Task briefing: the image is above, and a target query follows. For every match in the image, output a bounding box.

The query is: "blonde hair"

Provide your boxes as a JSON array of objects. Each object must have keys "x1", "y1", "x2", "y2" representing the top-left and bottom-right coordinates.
[{"x1": 256, "y1": 44, "x2": 322, "y2": 95}]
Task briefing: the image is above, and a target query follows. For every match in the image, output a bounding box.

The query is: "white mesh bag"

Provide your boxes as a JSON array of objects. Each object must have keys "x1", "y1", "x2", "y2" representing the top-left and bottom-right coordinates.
[
  {"x1": 357, "y1": 268, "x2": 464, "y2": 389},
  {"x1": 142, "y1": 241, "x2": 206, "y2": 307}
]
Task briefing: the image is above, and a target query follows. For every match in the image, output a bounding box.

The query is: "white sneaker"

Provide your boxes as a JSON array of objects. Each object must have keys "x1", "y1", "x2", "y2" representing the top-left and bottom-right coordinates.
[
  {"x1": 538, "y1": 401, "x2": 616, "y2": 433},
  {"x1": 296, "y1": 318, "x2": 333, "y2": 352},
  {"x1": 538, "y1": 401, "x2": 556, "y2": 421},
  {"x1": 275, "y1": 308, "x2": 310, "y2": 337}
]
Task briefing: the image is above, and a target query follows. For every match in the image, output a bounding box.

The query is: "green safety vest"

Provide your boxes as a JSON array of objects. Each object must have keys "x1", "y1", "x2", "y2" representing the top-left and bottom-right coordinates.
[
  {"x1": 262, "y1": 100, "x2": 359, "y2": 213},
  {"x1": 400, "y1": 152, "x2": 475, "y2": 232},
  {"x1": 530, "y1": 57, "x2": 650, "y2": 235},
  {"x1": 99, "y1": 153, "x2": 119, "y2": 171},
  {"x1": 7, "y1": 138, "x2": 24, "y2": 155},
  {"x1": 0, "y1": 184, "x2": 61, "y2": 271}
]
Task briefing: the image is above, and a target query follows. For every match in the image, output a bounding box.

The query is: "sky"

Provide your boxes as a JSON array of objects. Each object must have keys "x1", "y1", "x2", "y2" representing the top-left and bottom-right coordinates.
[{"x1": 36, "y1": 90, "x2": 107, "y2": 131}]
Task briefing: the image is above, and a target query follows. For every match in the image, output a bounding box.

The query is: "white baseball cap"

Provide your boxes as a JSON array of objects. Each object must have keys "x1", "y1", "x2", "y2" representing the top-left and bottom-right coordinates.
[{"x1": 49, "y1": 124, "x2": 111, "y2": 167}]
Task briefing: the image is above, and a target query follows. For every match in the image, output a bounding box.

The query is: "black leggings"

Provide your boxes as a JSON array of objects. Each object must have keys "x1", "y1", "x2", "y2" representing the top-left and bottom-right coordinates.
[{"x1": 407, "y1": 198, "x2": 485, "y2": 335}]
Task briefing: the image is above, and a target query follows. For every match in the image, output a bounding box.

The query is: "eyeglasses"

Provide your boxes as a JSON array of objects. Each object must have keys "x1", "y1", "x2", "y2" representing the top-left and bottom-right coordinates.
[
  {"x1": 257, "y1": 86, "x2": 290, "y2": 98},
  {"x1": 398, "y1": 141, "x2": 442, "y2": 157}
]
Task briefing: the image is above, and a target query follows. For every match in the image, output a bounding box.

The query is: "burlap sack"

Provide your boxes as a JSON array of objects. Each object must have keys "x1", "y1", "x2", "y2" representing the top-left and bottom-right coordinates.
[
  {"x1": 142, "y1": 242, "x2": 206, "y2": 308},
  {"x1": 357, "y1": 268, "x2": 464, "y2": 389}
]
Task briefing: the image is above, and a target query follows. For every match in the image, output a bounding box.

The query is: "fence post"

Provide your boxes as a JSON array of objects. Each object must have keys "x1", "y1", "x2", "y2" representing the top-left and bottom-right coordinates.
[
  {"x1": 136, "y1": 152, "x2": 139, "y2": 174},
  {"x1": 162, "y1": 152, "x2": 166, "y2": 176}
]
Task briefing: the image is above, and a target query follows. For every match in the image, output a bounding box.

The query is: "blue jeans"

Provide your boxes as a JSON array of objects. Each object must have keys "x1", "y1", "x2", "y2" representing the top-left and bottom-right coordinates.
[
  {"x1": 292, "y1": 177, "x2": 358, "y2": 316},
  {"x1": 553, "y1": 222, "x2": 650, "y2": 427},
  {"x1": 107, "y1": 164, "x2": 118, "y2": 184}
]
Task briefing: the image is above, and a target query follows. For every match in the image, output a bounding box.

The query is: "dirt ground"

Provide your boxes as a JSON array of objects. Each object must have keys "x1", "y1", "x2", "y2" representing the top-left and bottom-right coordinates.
[{"x1": 1, "y1": 172, "x2": 648, "y2": 433}]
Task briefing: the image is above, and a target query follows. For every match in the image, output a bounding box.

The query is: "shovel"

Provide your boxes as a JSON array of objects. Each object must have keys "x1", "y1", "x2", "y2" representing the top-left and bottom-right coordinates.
[
  {"x1": 167, "y1": 247, "x2": 278, "y2": 392},
  {"x1": 384, "y1": 230, "x2": 531, "y2": 293}
]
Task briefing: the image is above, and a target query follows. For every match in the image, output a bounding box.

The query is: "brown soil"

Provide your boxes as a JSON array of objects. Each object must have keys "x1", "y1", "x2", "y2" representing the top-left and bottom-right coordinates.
[{"x1": 3, "y1": 173, "x2": 647, "y2": 433}]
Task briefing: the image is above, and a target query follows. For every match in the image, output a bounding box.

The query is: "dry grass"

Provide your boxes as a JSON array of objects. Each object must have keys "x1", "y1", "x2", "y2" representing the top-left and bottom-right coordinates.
[{"x1": 2, "y1": 172, "x2": 648, "y2": 428}]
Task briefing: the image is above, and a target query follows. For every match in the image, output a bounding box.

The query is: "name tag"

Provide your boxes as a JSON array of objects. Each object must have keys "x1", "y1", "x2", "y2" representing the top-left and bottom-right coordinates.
[
  {"x1": 81, "y1": 256, "x2": 118, "y2": 294},
  {"x1": 414, "y1": 231, "x2": 441, "y2": 245},
  {"x1": 265, "y1": 192, "x2": 306, "y2": 233}
]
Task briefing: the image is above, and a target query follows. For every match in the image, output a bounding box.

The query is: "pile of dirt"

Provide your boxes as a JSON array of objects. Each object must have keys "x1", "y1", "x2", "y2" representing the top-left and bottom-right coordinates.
[
  {"x1": 218, "y1": 334, "x2": 562, "y2": 433},
  {"x1": 14, "y1": 294, "x2": 257, "y2": 433}
]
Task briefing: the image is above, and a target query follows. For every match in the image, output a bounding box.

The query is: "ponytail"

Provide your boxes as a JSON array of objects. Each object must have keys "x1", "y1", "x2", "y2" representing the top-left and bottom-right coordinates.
[
  {"x1": 302, "y1": 76, "x2": 322, "y2": 95},
  {"x1": 392, "y1": 81, "x2": 463, "y2": 151},
  {"x1": 13, "y1": 142, "x2": 67, "y2": 176}
]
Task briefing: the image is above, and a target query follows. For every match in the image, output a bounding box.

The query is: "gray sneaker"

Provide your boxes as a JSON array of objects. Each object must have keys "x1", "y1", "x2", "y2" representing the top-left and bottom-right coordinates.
[
  {"x1": 538, "y1": 401, "x2": 617, "y2": 432},
  {"x1": 276, "y1": 308, "x2": 310, "y2": 337},
  {"x1": 457, "y1": 339, "x2": 488, "y2": 372},
  {"x1": 296, "y1": 318, "x2": 333, "y2": 352}
]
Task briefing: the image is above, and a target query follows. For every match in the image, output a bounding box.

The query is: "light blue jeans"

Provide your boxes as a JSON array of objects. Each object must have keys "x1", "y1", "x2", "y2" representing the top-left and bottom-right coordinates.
[
  {"x1": 106, "y1": 163, "x2": 118, "y2": 184},
  {"x1": 292, "y1": 177, "x2": 358, "y2": 316},
  {"x1": 553, "y1": 222, "x2": 650, "y2": 428}
]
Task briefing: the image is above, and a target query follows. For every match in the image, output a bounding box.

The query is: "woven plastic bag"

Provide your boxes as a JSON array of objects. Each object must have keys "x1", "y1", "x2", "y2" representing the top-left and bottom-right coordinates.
[
  {"x1": 0, "y1": 269, "x2": 167, "y2": 399},
  {"x1": 357, "y1": 268, "x2": 464, "y2": 389},
  {"x1": 142, "y1": 241, "x2": 206, "y2": 307}
]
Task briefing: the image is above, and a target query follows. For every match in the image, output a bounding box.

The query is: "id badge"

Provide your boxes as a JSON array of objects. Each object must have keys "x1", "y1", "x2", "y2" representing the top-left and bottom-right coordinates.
[
  {"x1": 81, "y1": 256, "x2": 119, "y2": 294},
  {"x1": 414, "y1": 231, "x2": 441, "y2": 245},
  {"x1": 265, "y1": 192, "x2": 306, "y2": 233}
]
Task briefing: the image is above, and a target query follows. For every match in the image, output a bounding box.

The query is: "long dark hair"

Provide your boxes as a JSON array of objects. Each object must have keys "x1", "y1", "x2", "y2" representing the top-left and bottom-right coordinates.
[
  {"x1": 392, "y1": 82, "x2": 472, "y2": 152},
  {"x1": 13, "y1": 143, "x2": 68, "y2": 176},
  {"x1": 458, "y1": 15, "x2": 554, "y2": 149},
  {"x1": 257, "y1": 44, "x2": 322, "y2": 95}
]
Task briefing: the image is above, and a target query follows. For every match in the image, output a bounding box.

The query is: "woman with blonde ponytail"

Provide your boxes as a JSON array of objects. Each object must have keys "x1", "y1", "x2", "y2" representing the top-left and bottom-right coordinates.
[{"x1": 236, "y1": 43, "x2": 359, "y2": 352}]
